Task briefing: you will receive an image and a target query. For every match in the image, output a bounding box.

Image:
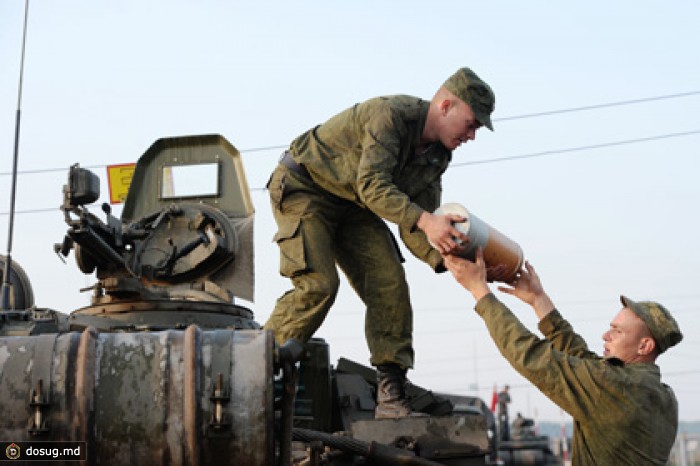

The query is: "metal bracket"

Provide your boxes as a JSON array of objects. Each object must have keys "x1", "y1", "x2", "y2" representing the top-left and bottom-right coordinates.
[
  {"x1": 207, "y1": 329, "x2": 233, "y2": 434},
  {"x1": 27, "y1": 333, "x2": 57, "y2": 436},
  {"x1": 28, "y1": 379, "x2": 51, "y2": 435},
  {"x1": 209, "y1": 372, "x2": 231, "y2": 431}
]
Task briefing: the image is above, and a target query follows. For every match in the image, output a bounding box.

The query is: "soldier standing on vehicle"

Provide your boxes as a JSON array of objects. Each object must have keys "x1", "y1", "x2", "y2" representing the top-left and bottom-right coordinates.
[
  {"x1": 444, "y1": 249, "x2": 682, "y2": 465},
  {"x1": 264, "y1": 67, "x2": 496, "y2": 418}
]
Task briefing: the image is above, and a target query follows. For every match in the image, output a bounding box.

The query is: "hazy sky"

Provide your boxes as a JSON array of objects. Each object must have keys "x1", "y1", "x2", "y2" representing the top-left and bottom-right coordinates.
[{"x1": 1, "y1": 1, "x2": 698, "y2": 423}]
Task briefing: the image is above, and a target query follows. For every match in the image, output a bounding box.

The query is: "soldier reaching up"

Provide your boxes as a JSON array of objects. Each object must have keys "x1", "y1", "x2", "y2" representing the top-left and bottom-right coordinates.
[{"x1": 444, "y1": 249, "x2": 682, "y2": 465}]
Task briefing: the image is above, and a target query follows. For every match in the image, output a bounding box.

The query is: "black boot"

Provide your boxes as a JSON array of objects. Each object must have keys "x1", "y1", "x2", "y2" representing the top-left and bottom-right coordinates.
[{"x1": 374, "y1": 363, "x2": 425, "y2": 419}]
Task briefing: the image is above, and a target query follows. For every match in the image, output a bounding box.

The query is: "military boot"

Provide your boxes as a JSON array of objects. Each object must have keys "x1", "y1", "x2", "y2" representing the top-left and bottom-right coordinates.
[{"x1": 374, "y1": 363, "x2": 425, "y2": 419}]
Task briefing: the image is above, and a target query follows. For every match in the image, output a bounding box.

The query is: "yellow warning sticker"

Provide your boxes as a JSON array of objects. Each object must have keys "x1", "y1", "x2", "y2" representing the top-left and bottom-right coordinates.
[{"x1": 107, "y1": 163, "x2": 136, "y2": 204}]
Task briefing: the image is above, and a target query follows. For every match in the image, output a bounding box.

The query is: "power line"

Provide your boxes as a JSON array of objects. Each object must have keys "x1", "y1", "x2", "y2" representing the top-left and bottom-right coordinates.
[
  {"x1": 450, "y1": 130, "x2": 700, "y2": 168},
  {"x1": 0, "y1": 164, "x2": 105, "y2": 177},
  {"x1": 2, "y1": 111, "x2": 699, "y2": 216},
  {"x1": 493, "y1": 90, "x2": 700, "y2": 122},
  {"x1": 0, "y1": 207, "x2": 56, "y2": 216},
  {"x1": 2, "y1": 90, "x2": 699, "y2": 178},
  {"x1": 238, "y1": 144, "x2": 288, "y2": 153},
  {"x1": 2, "y1": 128, "x2": 699, "y2": 184}
]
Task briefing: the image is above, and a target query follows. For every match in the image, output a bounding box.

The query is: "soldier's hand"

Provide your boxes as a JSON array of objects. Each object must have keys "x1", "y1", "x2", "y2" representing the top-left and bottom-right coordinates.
[
  {"x1": 444, "y1": 248, "x2": 490, "y2": 301},
  {"x1": 497, "y1": 262, "x2": 555, "y2": 319},
  {"x1": 418, "y1": 211, "x2": 469, "y2": 255},
  {"x1": 497, "y1": 261, "x2": 540, "y2": 303}
]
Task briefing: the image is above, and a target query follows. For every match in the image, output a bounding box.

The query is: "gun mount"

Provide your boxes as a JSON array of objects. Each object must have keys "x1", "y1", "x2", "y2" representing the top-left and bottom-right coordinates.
[{"x1": 54, "y1": 134, "x2": 257, "y2": 331}]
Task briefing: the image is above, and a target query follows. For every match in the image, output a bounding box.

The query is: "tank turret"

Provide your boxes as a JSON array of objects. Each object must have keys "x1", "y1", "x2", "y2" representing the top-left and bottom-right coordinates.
[{"x1": 54, "y1": 134, "x2": 257, "y2": 331}]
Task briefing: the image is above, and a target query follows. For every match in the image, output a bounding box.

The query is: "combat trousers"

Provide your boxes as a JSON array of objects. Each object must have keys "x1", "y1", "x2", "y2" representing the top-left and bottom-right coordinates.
[{"x1": 263, "y1": 164, "x2": 414, "y2": 369}]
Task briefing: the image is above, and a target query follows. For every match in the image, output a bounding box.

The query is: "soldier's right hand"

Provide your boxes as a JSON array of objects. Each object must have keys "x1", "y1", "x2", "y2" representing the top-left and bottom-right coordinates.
[{"x1": 418, "y1": 211, "x2": 469, "y2": 255}]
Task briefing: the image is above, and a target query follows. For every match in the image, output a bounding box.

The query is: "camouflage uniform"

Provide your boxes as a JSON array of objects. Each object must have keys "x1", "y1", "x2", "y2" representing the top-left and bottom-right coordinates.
[
  {"x1": 475, "y1": 293, "x2": 679, "y2": 465},
  {"x1": 264, "y1": 95, "x2": 451, "y2": 369}
]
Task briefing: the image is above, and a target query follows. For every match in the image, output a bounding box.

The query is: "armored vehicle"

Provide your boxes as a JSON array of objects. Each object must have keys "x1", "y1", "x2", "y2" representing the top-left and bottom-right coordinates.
[
  {"x1": 496, "y1": 414, "x2": 561, "y2": 466},
  {"x1": 0, "y1": 134, "x2": 505, "y2": 465}
]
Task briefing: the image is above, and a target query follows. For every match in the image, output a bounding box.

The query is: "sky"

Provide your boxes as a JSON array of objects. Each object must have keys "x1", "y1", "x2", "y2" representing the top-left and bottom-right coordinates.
[{"x1": 0, "y1": 1, "x2": 699, "y2": 424}]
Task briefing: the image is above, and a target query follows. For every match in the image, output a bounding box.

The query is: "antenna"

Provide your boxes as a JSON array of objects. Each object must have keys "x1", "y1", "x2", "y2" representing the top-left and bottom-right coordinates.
[{"x1": 1, "y1": 0, "x2": 31, "y2": 310}]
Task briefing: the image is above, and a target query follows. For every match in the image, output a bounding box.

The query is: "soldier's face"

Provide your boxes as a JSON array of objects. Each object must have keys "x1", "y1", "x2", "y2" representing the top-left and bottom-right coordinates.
[
  {"x1": 438, "y1": 100, "x2": 482, "y2": 150},
  {"x1": 602, "y1": 307, "x2": 651, "y2": 362}
]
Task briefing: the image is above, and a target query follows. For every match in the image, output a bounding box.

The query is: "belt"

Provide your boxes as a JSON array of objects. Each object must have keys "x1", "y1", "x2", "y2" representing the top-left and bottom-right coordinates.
[{"x1": 279, "y1": 151, "x2": 311, "y2": 179}]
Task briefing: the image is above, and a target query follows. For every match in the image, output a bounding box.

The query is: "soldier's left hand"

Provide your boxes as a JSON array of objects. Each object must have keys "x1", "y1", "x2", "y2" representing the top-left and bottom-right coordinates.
[{"x1": 444, "y1": 248, "x2": 491, "y2": 300}]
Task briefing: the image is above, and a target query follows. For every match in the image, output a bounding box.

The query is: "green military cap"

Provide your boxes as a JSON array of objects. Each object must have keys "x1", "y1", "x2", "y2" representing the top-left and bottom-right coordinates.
[
  {"x1": 443, "y1": 67, "x2": 496, "y2": 131},
  {"x1": 620, "y1": 295, "x2": 683, "y2": 354}
]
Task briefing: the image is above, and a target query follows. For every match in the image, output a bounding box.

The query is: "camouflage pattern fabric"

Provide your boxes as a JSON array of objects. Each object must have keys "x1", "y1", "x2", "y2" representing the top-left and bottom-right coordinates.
[
  {"x1": 264, "y1": 95, "x2": 453, "y2": 369},
  {"x1": 475, "y1": 293, "x2": 678, "y2": 465},
  {"x1": 290, "y1": 96, "x2": 450, "y2": 271},
  {"x1": 442, "y1": 67, "x2": 496, "y2": 131},
  {"x1": 621, "y1": 295, "x2": 683, "y2": 353},
  {"x1": 264, "y1": 166, "x2": 414, "y2": 368}
]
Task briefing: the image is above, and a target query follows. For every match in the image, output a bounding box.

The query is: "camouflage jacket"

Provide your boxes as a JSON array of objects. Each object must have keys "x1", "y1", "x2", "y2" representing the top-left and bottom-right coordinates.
[
  {"x1": 475, "y1": 293, "x2": 678, "y2": 465},
  {"x1": 289, "y1": 95, "x2": 451, "y2": 271}
]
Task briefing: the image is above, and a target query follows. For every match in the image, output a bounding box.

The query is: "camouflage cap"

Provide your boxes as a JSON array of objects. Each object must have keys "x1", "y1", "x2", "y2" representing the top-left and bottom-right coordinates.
[
  {"x1": 620, "y1": 295, "x2": 683, "y2": 354},
  {"x1": 443, "y1": 67, "x2": 495, "y2": 131}
]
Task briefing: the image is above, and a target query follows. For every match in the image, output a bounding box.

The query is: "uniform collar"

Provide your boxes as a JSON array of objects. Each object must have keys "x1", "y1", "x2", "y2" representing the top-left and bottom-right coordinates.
[
  {"x1": 605, "y1": 357, "x2": 625, "y2": 367},
  {"x1": 606, "y1": 358, "x2": 661, "y2": 375},
  {"x1": 414, "y1": 99, "x2": 430, "y2": 148}
]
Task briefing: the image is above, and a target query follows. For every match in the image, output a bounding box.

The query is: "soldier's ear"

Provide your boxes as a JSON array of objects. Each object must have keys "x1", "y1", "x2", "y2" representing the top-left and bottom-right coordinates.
[
  {"x1": 439, "y1": 98, "x2": 452, "y2": 116},
  {"x1": 638, "y1": 337, "x2": 656, "y2": 356}
]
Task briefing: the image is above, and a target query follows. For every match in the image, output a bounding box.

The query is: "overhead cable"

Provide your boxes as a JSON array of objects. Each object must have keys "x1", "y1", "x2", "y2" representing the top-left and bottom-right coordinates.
[
  {"x1": 2, "y1": 128, "x2": 700, "y2": 216},
  {"x1": 2, "y1": 90, "x2": 699, "y2": 177},
  {"x1": 450, "y1": 129, "x2": 700, "y2": 167},
  {"x1": 494, "y1": 90, "x2": 700, "y2": 122}
]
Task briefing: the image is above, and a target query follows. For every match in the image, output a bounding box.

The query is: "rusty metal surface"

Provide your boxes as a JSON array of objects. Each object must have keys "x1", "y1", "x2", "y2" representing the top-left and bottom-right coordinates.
[
  {"x1": 352, "y1": 415, "x2": 489, "y2": 461},
  {"x1": 183, "y1": 324, "x2": 199, "y2": 466},
  {"x1": 0, "y1": 327, "x2": 274, "y2": 465},
  {"x1": 67, "y1": 300, "x2": 259, "y2": 333},
  {"x1": 75, "y1": 327, "x2": 97, "y2": 451},
  {"x1": 224, "y1": 329, "x2": 275, "y2": 463}
]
